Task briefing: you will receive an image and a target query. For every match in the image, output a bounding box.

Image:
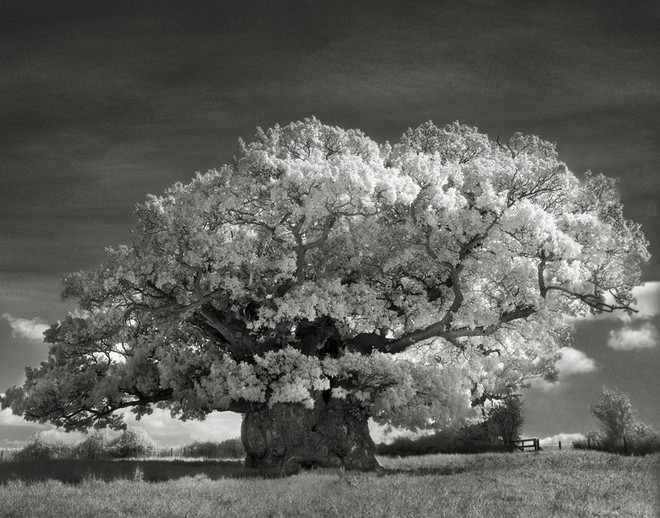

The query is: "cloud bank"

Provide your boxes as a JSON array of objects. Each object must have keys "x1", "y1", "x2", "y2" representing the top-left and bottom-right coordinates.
[
  {"x1": 528, "y1": 347, "x2": 597, "y2": 391},
  {"x1": 630, "y1": 282, "x2": 660, "y2": 319},
  {"x1": 34, "y1": 429, "x2": 86, "y2": 445},
  {"x1": 0, "y1": 406, "x2": 30, "y2": 427},
  {"x1": 578, "y1": 282, "x2": 660, "y2": 352},
  {"x1": 0, "y1": 406, "x2": 242, "y2": 449},
  {"x1": 2, "y1": 313, "x2": 49, "y2": 341},
  {"x1": 607, "y1": 322, "x2": 658, "y2": 351},
  {"x1": 556, "y1": 347, "x2": 597, "y2": 376},
  {"x1": 123, "y1": 409, "x2": 242, "y2": 446},
  {"x1": 539, "y1": 432, "x2": 585, "y2": 446}
]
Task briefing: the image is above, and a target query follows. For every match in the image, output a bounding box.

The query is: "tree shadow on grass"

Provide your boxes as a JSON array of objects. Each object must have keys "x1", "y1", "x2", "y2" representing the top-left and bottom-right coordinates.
[
  {"x1": 0, "y1": 459, "x2": 262, "y2": 484},
  {"x1": 0, "y1": 459, "x2": 473, "y2": 484}
]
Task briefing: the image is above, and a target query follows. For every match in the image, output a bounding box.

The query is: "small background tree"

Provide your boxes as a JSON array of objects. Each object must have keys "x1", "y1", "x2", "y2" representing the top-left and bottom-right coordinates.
[
  {"x1": 591, "y1": 388, "x2": 634, "y2": 447},
  {"x1": 107, "y1": 428, "x2": 156, "y2": 458},
  {"x1": 74, "y1": 429, "x2": 114, "y2": 459},
  {"x1": 487, "y1": 396, "x2": 524, "y2": 446},
  {"x1": 575, "y1": 388, "x2": 660, "y2": 455}
]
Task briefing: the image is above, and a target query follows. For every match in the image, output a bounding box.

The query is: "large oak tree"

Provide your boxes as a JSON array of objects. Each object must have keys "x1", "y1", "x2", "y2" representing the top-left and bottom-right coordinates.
[{"x1": 2, "y1": 118, "x2": 648, "y2": 473}]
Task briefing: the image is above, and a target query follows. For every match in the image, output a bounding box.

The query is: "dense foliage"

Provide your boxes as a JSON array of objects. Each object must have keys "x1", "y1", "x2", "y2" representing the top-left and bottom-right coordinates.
[
  {"x1": 2, "y1": 118, "x2": 649, "y2": 436},
  {"x1": 592, "y1": 388, "x2": 635, "y2": 444},
  {"x1": 487, "y1": 396, "x2": 523, "y2": 445}
]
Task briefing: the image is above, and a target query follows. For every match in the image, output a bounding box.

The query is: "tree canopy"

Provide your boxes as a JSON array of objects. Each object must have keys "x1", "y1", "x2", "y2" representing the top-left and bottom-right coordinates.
[
  {"x1": 2, "y1": 118, "x2": 649, "y2": 435},
  {"x1": 487, "y1": 395, "x2": 524, "y2": 445},
  {"x1": 591, "y1": 388, "x2": 636, "y2": 444}
]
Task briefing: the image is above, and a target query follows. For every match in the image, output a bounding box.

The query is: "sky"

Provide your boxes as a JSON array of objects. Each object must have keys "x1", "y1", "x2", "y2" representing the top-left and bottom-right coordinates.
[{"x1": 1, "y1": 0, "x2": 659, "y2": 448}]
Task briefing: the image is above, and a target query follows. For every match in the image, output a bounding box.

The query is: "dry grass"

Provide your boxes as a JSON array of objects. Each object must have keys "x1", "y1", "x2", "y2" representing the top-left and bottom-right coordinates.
[{"x1": 0, "y1": 450, "x2": 657, "y2": 517}]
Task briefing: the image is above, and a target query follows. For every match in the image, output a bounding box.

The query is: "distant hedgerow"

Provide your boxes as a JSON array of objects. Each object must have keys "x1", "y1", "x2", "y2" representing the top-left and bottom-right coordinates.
[
  {"x1": 181, "y1": 438, "x2": 245, "y2": 459},
  {"x1": 16, "y1": 428, "x2": 157, "y2": 461}
]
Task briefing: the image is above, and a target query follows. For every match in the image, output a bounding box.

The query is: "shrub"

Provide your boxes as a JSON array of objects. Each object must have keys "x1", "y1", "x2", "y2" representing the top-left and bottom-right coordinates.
[
  {"x1": 573, "y1": 427, "x2": 660, "y2": 456},
  {"x1": 15, "y1": 438, "x2": 72, "y2": 460},
  {"x1": 625, "y1": 422, "x2": 660, "y2": 455},
  {"x1": 107, "y1": 428, "x2": 156, "y2": 458},
  {"x1": 74, "y1": 430, "x2": 113, "y2": 459}
]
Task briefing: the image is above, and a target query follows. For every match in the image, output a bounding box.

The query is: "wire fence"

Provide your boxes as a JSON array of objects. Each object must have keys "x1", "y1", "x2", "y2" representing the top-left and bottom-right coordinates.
[
  {"x1": 8, "y1": 436, "x2": 654, "y2": 463},
  {"x1": 538, "y1": 441, "x2": 564, "y2": 451},
  {"x1": 0, "y1": 449, "x2": 19, "y2": 462},
  {"x1": 511, "y1": 439, "x2": 569, "y2": 452}
]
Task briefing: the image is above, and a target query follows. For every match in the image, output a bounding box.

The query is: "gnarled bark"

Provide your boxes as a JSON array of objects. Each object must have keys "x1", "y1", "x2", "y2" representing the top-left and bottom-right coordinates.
[{"x1": 241, "y1": 397, "x2": 379, "y2": 475}]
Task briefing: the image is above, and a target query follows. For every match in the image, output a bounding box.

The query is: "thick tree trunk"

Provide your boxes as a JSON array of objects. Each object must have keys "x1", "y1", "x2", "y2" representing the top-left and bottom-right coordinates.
[{"x1": 241, "y1": 397, "x2": 379, "y2": 475}]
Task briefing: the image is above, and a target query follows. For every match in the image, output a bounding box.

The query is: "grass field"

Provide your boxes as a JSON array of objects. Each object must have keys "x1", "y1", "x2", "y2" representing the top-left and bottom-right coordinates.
[{"x1": 0, "y1": 451, "x2": 658, "y2": 517}]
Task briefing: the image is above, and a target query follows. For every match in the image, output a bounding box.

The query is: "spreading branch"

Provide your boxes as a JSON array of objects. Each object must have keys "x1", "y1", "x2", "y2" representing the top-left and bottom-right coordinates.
[{"x1": 382, "y1": 306, "x2": 536, "y2": 354}]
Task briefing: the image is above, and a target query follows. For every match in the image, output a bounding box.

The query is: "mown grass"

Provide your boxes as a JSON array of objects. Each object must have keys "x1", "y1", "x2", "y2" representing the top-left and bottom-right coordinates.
[{"x1": 0, "y1": 450, "x2": 657, "y2": 517}]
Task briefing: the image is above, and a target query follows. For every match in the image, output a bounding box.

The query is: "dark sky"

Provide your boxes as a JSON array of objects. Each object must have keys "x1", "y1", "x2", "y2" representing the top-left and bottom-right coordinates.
[{"x1": 1, "y1": 0, "x2": 659, "y2": 446}]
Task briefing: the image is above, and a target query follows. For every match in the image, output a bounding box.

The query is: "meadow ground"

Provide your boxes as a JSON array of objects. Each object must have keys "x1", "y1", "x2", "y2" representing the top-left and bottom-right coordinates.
[{"x1": 0, "y1": 450, "x2": 657, "y2": 518}]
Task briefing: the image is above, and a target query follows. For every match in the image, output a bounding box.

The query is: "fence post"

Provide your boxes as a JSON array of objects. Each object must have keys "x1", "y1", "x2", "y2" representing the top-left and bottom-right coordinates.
[
  {"x1": 558, "y1": 441, "x2": 561, "y2": 450},
  {"x1": 623, "y1": 436, "x2": 628, "y2": 455},
  {"x1": 170, "y1": 447, "x2": 173, "y2": 458},
  {"x1": 587, "y1": 437, "x2": 591, "y2": 450}
]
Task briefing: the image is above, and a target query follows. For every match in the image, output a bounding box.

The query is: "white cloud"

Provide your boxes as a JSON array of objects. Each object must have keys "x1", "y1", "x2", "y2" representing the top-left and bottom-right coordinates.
[
  {"x1": 35, "y1": 429, "x2": 85, "y2": 445},
  {"x1": 631, "y1": 282, "x2": 660, "y2": 319},
  {"x1": 527, "y1": 378, "x2": 558, "y2": 392},
  {"x1": 0, "y1": 407, "x2": 30, "y2": 427},
  {"x1": 528, "y1": 347, "x2": 596, "y2": 391},
  {"x1": 0, "y1": 407, "x2": 243, "y2": 449},
  {"x1": 0, "y1": 439, "x2": 29, "y2": 449},
  {"x1": 368, "y1": 421, "x2": 430, "y2": 444},
  {"x1": 2, "y1": 313, "x2": 49, "y2": 341},
  {"x1": 607, "y1": 322, "x2": 658, "y2": 351},
  {"x1": 123, "y1": 409, "x2": 242, "y2": 447},
  {"x1": 556, "y1": 346, "x2": 597, "y2": 376},
  {"x1": 539, "y1": 432, "x2": 585, "y2": 446}
]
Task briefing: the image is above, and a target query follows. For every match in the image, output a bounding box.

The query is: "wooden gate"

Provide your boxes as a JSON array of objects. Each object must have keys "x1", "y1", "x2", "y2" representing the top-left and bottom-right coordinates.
[{"x1": 511, "y1": 438, "x2": 540, "y2": 452}]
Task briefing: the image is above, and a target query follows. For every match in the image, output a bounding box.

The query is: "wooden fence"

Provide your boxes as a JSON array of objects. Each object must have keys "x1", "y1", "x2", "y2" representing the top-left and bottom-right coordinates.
[{"x1": 511, "y1": 438, "x2": 540, "y2": 452}]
